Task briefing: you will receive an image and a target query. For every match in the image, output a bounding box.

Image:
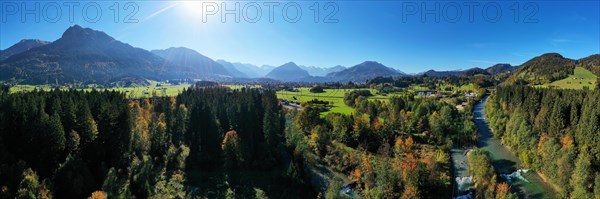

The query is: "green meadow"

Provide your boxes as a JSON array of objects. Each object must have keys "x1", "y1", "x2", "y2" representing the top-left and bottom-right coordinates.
[
  {"x1": 547, "y1": 67, "x2": 597, "y2": 89},
  {"x1": 276, "y1": 87, "x2": 402, "y2": 115}
]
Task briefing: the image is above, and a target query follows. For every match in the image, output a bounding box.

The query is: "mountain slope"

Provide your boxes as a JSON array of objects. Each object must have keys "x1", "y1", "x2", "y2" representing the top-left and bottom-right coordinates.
[
  {"x1": 0, "y1": 25, "x2": 170, "y2": 84},
  {"x1": 216, "y1": 60, "x2": 249, "y2": 78},
  {"x1": 423, "y1": 70, "x2": 464, "y2": 77},
  {"x1": 265, "y1": 62, "x2": 311, "y2": 81},
  {"x1": 504, "y1": 53, "x2": 576, "y2": 85},
  {"x1": 151, "y1": 47, "x2": 231, "y2": 78},
  {"x1": 485, "y1": 63, "x2": 515, "y2": 75},
  {"x1": 463, "y1": 67, "x2": 491, "y2": 76},
  {"x1": 327, "y1": 61, "x2": 400, "y2": 82},
  {"x1": 0, "y1": 39, "x2": 50, "y2": 60},
  {"x1": 225, "y1": 62, "x2": 273, "y2": 78},
  {"x1": 421, "y1": 64, "x2": 511, "y2": 77},
  {"x1": 547, "y1": 67, "x2": 597, "y2": 89},
  {"x1": 577, "y1": 54, "x2": 600, "y2": 76}
]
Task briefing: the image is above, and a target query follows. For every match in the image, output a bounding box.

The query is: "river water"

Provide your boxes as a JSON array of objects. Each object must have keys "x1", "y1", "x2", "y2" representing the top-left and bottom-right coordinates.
[{"x1": 452, "y1": 96, "x2": 557, "y2": 199}]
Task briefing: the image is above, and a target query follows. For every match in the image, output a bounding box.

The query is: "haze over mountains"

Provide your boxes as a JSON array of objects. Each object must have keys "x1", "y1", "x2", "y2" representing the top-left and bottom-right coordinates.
[
  {"x1": 151, "y1": 47, "x2": 232, "y2": 78},
  {"x1": 0, "y1": 25, "x2": 598, "y2": 85},
  {"x1": 299, "y1": 65, "x2": 346, "y2": 76},
  {"x1": 265, "y1": 62, "x2": 311, "y2": 81},
  {"x1": 215, "y1": 60, "x2": 274, "y2": 78}
]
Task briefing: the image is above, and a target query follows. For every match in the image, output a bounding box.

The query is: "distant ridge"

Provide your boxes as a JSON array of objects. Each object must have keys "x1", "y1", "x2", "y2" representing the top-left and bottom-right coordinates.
[
  {"x1": 299, "y1": 65, "x2": 346, "y2": 76},
  {"x1": 151, "y1": 47, "x2": 232, "y2": 78},
  {"x1": 265, "y1": 62, "x2": 311, "y2": 81},
  {"x1": 327, "y1": 61, "x2": 401, "y2": 82},
  {"x1": 485, "y1": 63, "x2": 515, "y2": 75},
  {"x1": 216, "y1": 60, "x2": 249, "y2": 78},
  {"x1": 0, "y1": 39, "x2": 50, "y2": 60}
]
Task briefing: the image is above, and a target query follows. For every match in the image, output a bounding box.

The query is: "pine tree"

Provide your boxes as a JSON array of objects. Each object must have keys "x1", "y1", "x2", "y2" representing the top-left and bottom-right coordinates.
[
  {"x1": 570, "y1": 147, "x2": 593, "y2": 198},
  {"x1": 76, "y1": 103, "x2": 98, "y2": 147},
  {"x1": 47, "y1": 112, "x2": 66, "y2": 158}
]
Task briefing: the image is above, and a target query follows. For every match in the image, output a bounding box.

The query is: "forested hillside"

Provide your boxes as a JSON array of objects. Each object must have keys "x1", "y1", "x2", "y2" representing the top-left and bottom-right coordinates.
[
  {"x1": 503, "y1": 53, "x2": 600, "y2": 86},
  {"x1": 578, "y1": 54, "x2": 600, "y2": 76},
  {"x1": 504, "y1": 53, "x2": 576, "y2": 85},
  {"x1": 486, "y1": 86, "x2": 600, "y2": 198}
]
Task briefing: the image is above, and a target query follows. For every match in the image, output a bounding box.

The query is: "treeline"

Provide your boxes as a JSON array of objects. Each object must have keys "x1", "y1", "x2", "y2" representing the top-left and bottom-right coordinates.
[
  {"x1": 287, "y1": 93, "x2": 478, "y2": 198},
  {"x1": 0, "y1": 87, "x2": 311, "y2": 198},
  {"x1": 366, "y1": 75, "x2": 495, "y2": 91},
  {"x1": 486, "y1": 86, "x2": 600, "y2": 197}
]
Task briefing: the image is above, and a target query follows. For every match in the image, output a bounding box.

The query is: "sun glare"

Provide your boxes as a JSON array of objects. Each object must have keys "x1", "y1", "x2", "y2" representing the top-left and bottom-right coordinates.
[{"x1": 180, "y1": 1, "x2": 219, "y2": 18}]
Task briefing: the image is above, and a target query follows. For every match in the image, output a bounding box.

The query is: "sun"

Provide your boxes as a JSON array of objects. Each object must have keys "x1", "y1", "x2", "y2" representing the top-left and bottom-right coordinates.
[{"x1": 179, "y1": 1, "x2": 221, "y2": 18}]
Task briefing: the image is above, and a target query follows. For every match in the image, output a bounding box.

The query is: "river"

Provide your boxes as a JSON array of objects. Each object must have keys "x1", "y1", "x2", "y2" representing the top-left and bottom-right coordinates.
[{"x1": 452, "y1": 96, "x2": 557, "y2": 199}]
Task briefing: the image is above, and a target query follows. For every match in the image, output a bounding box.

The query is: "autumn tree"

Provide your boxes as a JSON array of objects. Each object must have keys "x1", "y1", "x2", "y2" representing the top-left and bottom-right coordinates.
[{"x1": 222, "y1": 130, "x2": 242, "y2": 169}]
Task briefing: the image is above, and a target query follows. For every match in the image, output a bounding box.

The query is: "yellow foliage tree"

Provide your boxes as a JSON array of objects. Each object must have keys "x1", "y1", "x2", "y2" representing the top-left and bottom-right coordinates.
[{"x1": 89, "y1": 191, "x2": 107, "y2": 199}]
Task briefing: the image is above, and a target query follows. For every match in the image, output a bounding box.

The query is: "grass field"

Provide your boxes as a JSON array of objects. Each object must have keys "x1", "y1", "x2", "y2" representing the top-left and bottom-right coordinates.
[
  {"x1": 10, "y1": 81, "x2": 193, "y2": 98},
  {"x1": 546, "y1": 67, "x2": 597, "y2": 90},
  {"x1": 276, "y1": 88, "x2": 402, "y2": 115}
]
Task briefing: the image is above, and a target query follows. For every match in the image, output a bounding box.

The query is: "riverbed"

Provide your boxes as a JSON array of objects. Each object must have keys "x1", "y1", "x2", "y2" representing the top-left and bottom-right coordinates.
[{"x1": 452, "y1": 96, "x2": 558, "y2": 199}]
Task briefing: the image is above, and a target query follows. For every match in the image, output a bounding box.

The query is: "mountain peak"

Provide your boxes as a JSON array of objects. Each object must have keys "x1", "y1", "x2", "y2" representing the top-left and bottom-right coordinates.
[
  {"x1": 265, "y1": 62, "x2": 310, "y2": 81},
  {"x1": 485, "y1": 63, "x2": 515, "y2": 75},
  {"x1": 540, "y1": 52, "x2": 563, "y2": 58},
  {"x1": 17, "y1": 39, "x2": 49, "y2": 45},
  {"x1": 355, "y1": 61, "x2": 386, "y2": 68},
  {"x1": 327, "y1": 61, "x2": 400, "y2": 82},
  {"x1": 0, "y1": 39, "x2": 50, "y2": 60},
  {"x1": 60, "y1": 25, "x2": 114, "y2": 43},
  {"x1": 168, "y1": 47, "x2": 192, "y2": 51},
  {"x1": 282, "y1": 62, "x2": 298, "y2": 67},
  {"x1": 62, "y1": 25, "x2": 84, "y2": 37},
  {"x1": 361, "y1": 61, "x2": 380, "y2": 65}
]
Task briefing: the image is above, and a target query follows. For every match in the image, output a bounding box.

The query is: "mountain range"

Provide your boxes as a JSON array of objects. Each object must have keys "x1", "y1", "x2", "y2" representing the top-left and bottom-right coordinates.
[
  {"x1": 422, "y1": 64, "x2": 514, "y2": 77},
  {"x1": 298, "y1": 65, "x2": 346, "y2": 76},
  {"x1": 1, "y1": 25, "x2": 597, "y2": 85},
  {"x1": 0, "y1": 25, "x2": 171, "y2": 84},
  {"x1": 216, "y1": 60, "x2": 274, "y2": 78}
]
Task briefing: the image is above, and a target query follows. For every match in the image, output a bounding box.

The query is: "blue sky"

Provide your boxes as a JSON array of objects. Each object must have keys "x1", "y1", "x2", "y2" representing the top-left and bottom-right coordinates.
[{"x1": 1, "y1": 1, "x2": 599, "y2": 73}]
